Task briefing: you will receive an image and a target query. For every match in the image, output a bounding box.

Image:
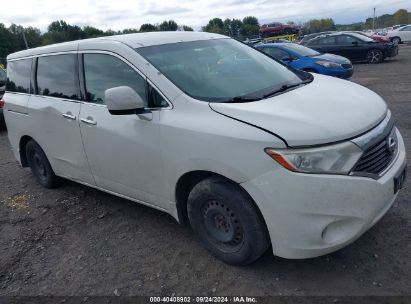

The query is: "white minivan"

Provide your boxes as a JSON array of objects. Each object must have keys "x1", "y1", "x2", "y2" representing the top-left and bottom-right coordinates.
[{"x1": 3, "y1": 32, "x2": 407, "y2": 265}]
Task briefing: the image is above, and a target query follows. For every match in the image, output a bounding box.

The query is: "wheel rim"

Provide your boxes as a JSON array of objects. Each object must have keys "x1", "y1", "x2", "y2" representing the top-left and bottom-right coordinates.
[
  {"x1": 203, "y1": 200, "x2": 244, "y2": 252},
  {"x1": 368, "y1": 50, "x2": 382, "y2": 63},
  {"x1": 30, "y1": 151, "x2": 47, "y2": 180},
  {"x1": 393, "y1": 38, "x2": 400, "y2": 45}
]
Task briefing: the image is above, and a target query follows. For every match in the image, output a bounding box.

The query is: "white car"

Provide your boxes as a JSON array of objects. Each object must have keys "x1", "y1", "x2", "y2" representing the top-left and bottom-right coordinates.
[
  {"x1": 3, "y1": 32, "x2": 407, "y2": 265},
  {"x1": 387, "y1": 25, "x2": 411, "y2": 44}
]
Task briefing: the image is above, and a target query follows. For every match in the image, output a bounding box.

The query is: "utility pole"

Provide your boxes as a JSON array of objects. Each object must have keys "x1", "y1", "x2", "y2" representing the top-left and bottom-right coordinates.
[
  {"x1": 22, "y1": 31, "x2": 29, "y2": 49},
  {"x1": 372, "y1": 7, "x2": 376, "y2": 31}
]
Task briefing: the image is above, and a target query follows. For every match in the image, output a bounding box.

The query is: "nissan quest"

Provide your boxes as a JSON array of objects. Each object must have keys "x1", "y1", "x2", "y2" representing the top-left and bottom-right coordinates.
[{"x1": 2, "y1": 32, "x2": 407, "y2": 265}]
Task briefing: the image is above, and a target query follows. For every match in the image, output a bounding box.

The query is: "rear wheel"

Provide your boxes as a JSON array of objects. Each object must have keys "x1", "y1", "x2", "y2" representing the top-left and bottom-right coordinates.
[
  {"x1": 187, "y1": 176, "x2": 270, "y2": 265},
  {"x1": 366, "y1": 49, "x2": 383, "y2": 64},
  {"x1": 26, "y1": 140, "x2": 60, "y2": 188}
]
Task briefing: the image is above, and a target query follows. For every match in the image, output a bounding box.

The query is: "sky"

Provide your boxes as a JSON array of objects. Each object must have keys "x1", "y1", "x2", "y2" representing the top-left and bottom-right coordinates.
[{"x1": 2, "y1": 0, "x2": 410, "y2": 32}]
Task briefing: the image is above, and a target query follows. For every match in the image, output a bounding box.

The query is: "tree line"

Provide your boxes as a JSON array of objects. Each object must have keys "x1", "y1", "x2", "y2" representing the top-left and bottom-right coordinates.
[
  {"x1": 1, "y1": 8, "x2": 410, "y2": 61},
  {"x1": 0, "y1": 20, "x2": 193, "y2": 60}
]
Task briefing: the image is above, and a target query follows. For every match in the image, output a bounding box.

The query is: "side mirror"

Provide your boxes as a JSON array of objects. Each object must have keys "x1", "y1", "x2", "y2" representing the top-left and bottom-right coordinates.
[{"x1": 105, "y1": 86, "x2": 145, "y2": 115}]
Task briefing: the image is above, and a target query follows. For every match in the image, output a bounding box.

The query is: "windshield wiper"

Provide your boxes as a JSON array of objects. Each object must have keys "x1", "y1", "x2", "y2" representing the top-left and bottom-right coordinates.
[
  {"x1": 263, "y1": 81, "x2": 310, "y2": 99},
  {"x1": 221, "y1": 96, "x2": 262, "y2": 103}
]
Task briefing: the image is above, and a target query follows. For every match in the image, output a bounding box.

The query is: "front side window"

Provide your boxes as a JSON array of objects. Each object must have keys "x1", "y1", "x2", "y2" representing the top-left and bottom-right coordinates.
[
  {"x1": 337, "y1": 35, "x2": 361, "y2": 45},
  {"x1": 6, "y1": 59, "x2": 32, "y2": 93},
  {"x1": 83, "y1": 53, "x2": 147, "y2": 105},
  {"x1": 136, "y1": 39, "x2": 303, "y2": 102},
  {"x1": 400, "y1": 26, "x2": 411, "y2": 31},
  {"x1": 37, "y1": 54, "x2": 79, "y2": 100}
]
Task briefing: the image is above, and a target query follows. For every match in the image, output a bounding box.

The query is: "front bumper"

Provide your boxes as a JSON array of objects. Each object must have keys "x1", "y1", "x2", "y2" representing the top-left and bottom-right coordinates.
[
  {"x1": 241, "y1": 129, "x2": 406, "y2": 259},
  {"x1": 317, "y1": 66, "x2": 353, "y2": 79},
  {"x1": 385, "y1": 45, "x2": 399, "y2": 58}
]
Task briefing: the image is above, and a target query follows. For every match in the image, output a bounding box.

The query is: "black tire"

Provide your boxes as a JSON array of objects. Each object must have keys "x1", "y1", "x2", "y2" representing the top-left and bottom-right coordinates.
[
  {"x1": 366, "y1": 49, "x2": 383, "y2": 64},
  {"x1": 187, "y1": 176, "x2": 270, "y2": 265},
  {"x1": 26, "y1": 140, "x2": 60, "y2": 188}
]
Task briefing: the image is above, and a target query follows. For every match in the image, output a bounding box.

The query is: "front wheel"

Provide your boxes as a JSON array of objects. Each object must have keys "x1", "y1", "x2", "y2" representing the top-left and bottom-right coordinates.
[
  {"x1": 187, "y1": 176, "x2": 270, "y2": 265},
  {"x1": 366, "y1": 49, "x2": 383, "y2": 64},
  {"x1": 391, "y1": 37, "x2": 401, "y2": 45},
  {"x1": 26, "y1": 140, "x2": 60, "y2": 188}
]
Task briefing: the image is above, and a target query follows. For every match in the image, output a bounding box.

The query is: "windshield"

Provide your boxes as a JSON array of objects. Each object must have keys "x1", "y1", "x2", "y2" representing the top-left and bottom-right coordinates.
[
  {"x1": 282, "y1": 44, "x2": 320, "y2": 57},
  {"x1": 136, "y1": 39, "x2": 303, "y2": 102}
]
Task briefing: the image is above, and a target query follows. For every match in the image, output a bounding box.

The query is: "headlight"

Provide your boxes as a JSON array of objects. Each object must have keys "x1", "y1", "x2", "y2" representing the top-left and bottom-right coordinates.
[
  {"x1": 265, "y1": 141, "x2": 363, "y2": 174},
  {"x1": 315, "y1": 61, "x2": 341, "y2": 68}
]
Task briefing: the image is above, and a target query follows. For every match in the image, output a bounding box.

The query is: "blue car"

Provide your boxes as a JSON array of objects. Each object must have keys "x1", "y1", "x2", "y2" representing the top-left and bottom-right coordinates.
[{"x1": 255, "y1": 43, "x2": 353, "y2": 79}]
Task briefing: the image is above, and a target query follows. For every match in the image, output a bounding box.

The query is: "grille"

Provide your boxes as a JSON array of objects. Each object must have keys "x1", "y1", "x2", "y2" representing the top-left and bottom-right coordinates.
[
  {"x1": 341, "y1": 63, "x2": 353, "y2": 70},
  {"x1": 352, "y1": 131, "x2": 396, "y2": 175}
]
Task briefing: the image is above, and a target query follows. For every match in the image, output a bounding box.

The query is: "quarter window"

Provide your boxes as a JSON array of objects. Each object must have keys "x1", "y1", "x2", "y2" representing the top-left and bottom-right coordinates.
[
  {"x1": 83, "y1": 53, "x2": 147, "y2": 105},
  {"x1": 36, "y1": 54, "x2": 79, "y2": 100},
  {"x1": 6, "y1": 59, "x2": 32, "y2": 93}
]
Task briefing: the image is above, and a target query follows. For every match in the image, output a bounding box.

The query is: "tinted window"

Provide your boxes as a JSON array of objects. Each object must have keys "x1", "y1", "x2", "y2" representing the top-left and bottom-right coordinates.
[
  {"x1": 83, "y1": 53, "x2": 147, "y2": 105},
  {"x1": 261, "y1": 47, "x2": 290, "y2": 60},
  {"x1": 281, "y1": 44, "x2": 320, "y2": 57},
  {"x1": 37, "y1": 54, "x2": 79, "y2": 100},
  {"x1": 400, "y1": 26, "x2": 411, "y2": 31},
  {"x1": 6, "y1": 59, "x2": 32, "y2": 93},
  {"x1": 318, "y1": 36, "x2": 336, "y2": 45},
  {"x1": 0, "y1": 69, "x2": 6, "y2": 86},
  {"x1": 336, "y1": 35, "x2": 362, "y2": 45}
]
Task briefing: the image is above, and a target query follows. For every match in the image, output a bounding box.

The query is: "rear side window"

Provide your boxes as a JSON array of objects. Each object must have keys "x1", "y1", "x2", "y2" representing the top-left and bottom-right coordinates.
[
  {"x1": 36, "y1": 54, "x2": 79, "y2": 100},
  {"x1": 6, "y1": 59, "x2": 32, "y2": 93},
  {"x1": 318, "y1": 36, "x2": 336, "y2": 45},
  {"x1": 83, "y1": 53, "x2": 147, "y2": 105}
]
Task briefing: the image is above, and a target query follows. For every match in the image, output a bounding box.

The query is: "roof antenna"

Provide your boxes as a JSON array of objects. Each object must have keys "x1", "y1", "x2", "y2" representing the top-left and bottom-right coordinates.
[{"x1": 22, "y1": 31, "x2": 29, "y2": 49}]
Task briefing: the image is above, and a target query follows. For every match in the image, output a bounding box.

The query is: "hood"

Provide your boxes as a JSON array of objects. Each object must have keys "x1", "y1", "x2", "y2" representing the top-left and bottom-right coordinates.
[
  {"x1": 313, "y1": 53, "x2": 351, "y2": 64},
  {"x1": 209, "y1": 74, "x2": 387, "y2": 147}
]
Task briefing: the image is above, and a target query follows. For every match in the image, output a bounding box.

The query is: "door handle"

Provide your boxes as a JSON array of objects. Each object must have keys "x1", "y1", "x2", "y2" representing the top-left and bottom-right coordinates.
[
  {"x1": 62, "y1": 113, "x2": 76, "y2": 120},
  {"x1": 81, "y1": 118, "x2": 97, "y2": 125}
]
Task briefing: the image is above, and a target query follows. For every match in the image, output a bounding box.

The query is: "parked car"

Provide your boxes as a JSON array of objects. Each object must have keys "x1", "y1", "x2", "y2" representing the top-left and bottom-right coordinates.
[
  {"x1": 348, "y1": 31, "x2": 390, "y2": 43},
  {"x1": 259, "y1": 22, "x2": 299, "y2": 37},
  {"x1": 256, "y1": 43, "x2": 353, "y2": 79},
  {"x1": 392, "y1": 24, "x2": 407, "y2": 30},
  {"x1": 387, "y1": 25, "x2": 411, "y2": 44},
  {"x1": 4, "y1": 32, "x2": 407, "y2": 265},
  {"x1": 305, "y1": 32, "x2": 398, "y2": 63},
  {"x1": 299, "y1": 31, "x2": 337, "y2": 45},
  {"x1": 0, "y1": 68, "x2": 6, "y2": 129}
]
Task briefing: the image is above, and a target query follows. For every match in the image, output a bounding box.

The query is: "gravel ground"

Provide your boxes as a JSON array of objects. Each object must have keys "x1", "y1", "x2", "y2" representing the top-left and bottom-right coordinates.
[{"x1": 0, "y1": 46, "x2": 410, "y2": 298}]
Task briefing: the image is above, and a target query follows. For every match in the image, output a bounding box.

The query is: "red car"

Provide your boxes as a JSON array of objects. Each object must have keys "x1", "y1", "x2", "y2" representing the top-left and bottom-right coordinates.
[
  {"x1": 351, "y1": 31, "x2": 390, "y2": 43},
  {"x1": 259, "y1": 22, "x2": 300, "y2": 37}
]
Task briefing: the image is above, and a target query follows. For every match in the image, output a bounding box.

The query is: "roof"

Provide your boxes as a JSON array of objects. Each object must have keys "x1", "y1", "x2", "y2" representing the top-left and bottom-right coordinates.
[{"x1": 7, "y1": 31, "x2": 227, "y2": 60}]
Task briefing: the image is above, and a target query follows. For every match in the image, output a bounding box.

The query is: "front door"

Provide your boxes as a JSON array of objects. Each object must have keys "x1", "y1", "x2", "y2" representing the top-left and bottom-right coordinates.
[{"x1": 78, "y1": 52, "x2": 168, "y2": 208}]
